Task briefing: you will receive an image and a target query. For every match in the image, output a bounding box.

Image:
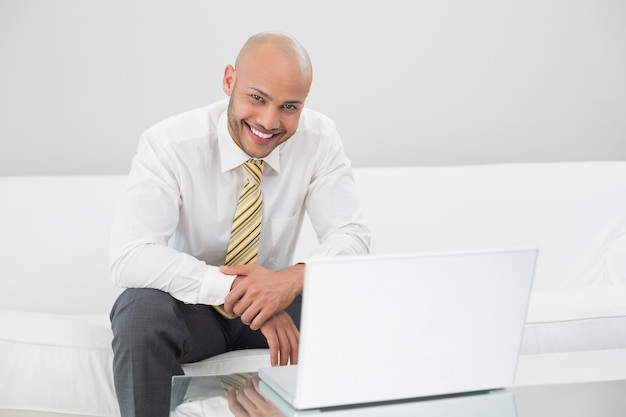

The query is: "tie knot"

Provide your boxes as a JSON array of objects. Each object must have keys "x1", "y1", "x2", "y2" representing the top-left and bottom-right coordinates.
[{"x1": 243, "y1": 159, "x2": 264, "y2": 186}]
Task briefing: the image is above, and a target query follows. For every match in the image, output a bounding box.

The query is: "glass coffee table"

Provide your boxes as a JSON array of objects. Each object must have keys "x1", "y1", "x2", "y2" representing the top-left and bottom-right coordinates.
[{"x1": 170, "y1": 371, "x2": 626, "y2": 417}]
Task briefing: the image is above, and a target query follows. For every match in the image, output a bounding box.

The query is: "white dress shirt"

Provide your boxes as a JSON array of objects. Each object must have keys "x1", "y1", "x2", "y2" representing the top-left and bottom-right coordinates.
[{"x1": 110, "y1": 99, "x2": 370, "y2": 305}]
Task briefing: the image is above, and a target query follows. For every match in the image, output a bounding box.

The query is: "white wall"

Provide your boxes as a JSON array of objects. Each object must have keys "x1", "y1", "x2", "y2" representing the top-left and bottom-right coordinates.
[{"x1": 1, "y1": 0, "x2": 625, "y2": 175}]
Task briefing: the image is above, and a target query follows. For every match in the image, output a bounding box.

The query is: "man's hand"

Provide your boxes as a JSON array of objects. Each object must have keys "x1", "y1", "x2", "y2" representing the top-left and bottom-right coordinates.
[
  {"x1": 220, "y1": 263, "x2": 303, "y2": 330},
  {"x1": 226, "y1": 375, "x2": 283, "y2": 417},
  {"x1": 260, "y1": 311, "x2": 299, "y2": 366}
]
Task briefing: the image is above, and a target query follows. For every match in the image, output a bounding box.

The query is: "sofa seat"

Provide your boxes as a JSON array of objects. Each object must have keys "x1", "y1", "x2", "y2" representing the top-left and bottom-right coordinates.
[
  {"x1": 522, "y1": 284, "x2": 626, "y2": 353},
  {"x1": 0, "y1": 310, "x2": 118, "y2": 416}
]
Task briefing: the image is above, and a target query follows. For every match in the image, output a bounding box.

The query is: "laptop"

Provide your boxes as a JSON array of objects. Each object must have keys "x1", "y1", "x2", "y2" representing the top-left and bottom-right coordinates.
[{"x1": 258, "y1": 248, "x2": 537, "y2": 411}]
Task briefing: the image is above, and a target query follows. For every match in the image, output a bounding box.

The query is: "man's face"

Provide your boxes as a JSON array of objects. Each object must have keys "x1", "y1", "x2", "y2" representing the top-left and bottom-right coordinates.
[{"x1": 222, "y1": 45, "x2": 312, "y2": 159}]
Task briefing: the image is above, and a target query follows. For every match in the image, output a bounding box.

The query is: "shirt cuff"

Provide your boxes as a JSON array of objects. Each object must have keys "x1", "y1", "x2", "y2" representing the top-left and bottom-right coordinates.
[{"x1": 198, "y1": 268, "x2": 237, "y2": 305}]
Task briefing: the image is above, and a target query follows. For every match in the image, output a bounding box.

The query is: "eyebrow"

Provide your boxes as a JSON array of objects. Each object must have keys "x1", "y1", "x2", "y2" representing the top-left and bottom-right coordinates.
[{"x1": 249, "y1": 87, "x2": 304, "y2": 106}]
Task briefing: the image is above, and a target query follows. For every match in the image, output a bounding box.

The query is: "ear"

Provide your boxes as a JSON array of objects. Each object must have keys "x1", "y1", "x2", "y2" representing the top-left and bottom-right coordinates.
[{"x1": 222, "y1": 65, "x2": 236, "y2": 96}]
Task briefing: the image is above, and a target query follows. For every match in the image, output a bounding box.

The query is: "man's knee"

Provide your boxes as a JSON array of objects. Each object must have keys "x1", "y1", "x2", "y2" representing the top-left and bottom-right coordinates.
[{"x1": 110, "y1": 288, "x2": 183, "y2": 348}]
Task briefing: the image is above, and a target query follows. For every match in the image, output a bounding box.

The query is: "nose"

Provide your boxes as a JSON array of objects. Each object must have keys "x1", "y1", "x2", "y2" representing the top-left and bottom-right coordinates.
[{"x1": 257, "y1": 106, "x2": 280, "y2": 131}]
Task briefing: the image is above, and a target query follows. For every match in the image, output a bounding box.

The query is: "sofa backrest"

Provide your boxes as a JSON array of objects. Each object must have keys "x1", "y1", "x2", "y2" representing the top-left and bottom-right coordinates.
[
  {"x1": 1, "y1": 176, "x2": 126, "y2": 314},
  {"x1": 3, "y1": 162, "x2": 625, "y2": 314},
  {"x1": 295, "y1": 162, "x2": 626, "y2": 292}
]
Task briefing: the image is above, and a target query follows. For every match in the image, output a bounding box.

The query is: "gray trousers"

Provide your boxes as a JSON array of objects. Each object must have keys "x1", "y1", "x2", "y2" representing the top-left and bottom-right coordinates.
[{"x1": 110, "y1": 288, "x2": 301, "y2": 417}]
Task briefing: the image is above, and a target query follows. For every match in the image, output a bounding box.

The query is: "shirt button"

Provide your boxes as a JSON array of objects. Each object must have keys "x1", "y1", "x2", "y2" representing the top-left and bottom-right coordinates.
[{"x1": 208, "y1": 296, "x2": 217, "y2": 304}]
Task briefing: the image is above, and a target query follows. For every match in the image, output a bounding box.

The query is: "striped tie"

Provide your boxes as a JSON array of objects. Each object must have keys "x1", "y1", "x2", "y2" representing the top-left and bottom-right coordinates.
[
  {"x1": 225, "y1": 159, "x2": 265, "y2": 266},
  {"x1": 214, "y1": 159, "x2": 265, "y2": 319}
]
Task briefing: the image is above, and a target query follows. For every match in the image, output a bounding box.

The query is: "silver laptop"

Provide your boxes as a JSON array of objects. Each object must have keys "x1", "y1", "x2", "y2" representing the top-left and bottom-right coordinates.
[{"x1": 258, "y1": 248, "x2": 537, "y2": 410}]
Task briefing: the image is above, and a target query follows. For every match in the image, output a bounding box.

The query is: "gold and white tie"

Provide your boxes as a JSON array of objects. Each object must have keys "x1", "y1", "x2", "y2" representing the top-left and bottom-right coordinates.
[
  {"x1": 214, "y1": 159, "x2": 265, "y2": 319},
  {"x1": 225, "y1": 159, "x2": 265, "y2": 266}
]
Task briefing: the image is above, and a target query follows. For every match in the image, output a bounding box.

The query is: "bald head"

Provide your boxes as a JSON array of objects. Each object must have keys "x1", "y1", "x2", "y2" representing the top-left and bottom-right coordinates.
[
  {"x1": 235, "y1": 32, "x2": 313, "y2": 83},
  {"x1": 222, "y1": 32, "x2": 314, "y2": 158}
]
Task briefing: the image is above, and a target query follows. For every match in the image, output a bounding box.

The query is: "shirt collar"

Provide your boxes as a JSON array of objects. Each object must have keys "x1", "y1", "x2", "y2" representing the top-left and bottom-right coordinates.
[{"x1": 217, "y1": 108, "x2": 281, "y2": 174}]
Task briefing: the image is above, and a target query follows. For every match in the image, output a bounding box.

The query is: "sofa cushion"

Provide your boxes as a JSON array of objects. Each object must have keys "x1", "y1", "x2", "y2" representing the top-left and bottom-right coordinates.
[
  {"x1": 521, "y1": 284, "x2": 626, "y2": 354},
  {"x1": 181, "y1": 349, "x2": 270, "y2": 376},
  {"x1": 0, "y1": 310, "x2": 118, "y2": 416},
  {"x1": 606, "y1": 233, "x2": 626, "y2": 285},
  {"x1": 345, "y1": 163, "x2": 626, "y2": 292},
  {"x1": 0, "y1": 176, "x2": 125, "y2": 315}
]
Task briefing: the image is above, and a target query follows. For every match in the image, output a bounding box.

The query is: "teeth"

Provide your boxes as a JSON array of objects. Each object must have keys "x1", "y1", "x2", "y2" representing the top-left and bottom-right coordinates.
[{"x1": 251, "y1": 127, "x2": 274, "y2": 139}]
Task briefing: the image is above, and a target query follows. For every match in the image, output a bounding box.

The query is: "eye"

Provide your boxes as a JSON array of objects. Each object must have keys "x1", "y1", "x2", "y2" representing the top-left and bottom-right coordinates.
[
  {"x1": 283, "y1": 104, "x2": 299, "y2": 111},
  {"x1": 250, "y1": 94, "x2": 264, "y2": 103}
]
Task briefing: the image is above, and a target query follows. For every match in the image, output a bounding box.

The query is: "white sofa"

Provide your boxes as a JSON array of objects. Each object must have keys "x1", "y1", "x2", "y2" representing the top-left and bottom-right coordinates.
[{"x1": 2, "y1": 162, "x2": 626, "y2": 417}]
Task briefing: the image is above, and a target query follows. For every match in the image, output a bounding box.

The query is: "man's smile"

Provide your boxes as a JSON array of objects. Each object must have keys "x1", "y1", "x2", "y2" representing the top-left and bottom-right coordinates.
[
  {"x1": 247, "y1": 123, "x2": 279, "y2": 145},
  {"x1": 250, "y1": 126, "x2": 274, "y2": 139}
]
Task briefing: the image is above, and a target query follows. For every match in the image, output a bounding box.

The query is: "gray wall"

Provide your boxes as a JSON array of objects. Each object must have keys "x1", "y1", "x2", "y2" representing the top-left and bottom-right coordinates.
[{"x1": 1, "y1": 0, "x2": 625, "y2": 175}]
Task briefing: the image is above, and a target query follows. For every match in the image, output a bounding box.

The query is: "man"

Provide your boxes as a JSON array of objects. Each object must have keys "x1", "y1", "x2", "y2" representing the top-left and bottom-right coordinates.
[{"x1": 109, "y1": 32, "x2": 370, "y2": 417}]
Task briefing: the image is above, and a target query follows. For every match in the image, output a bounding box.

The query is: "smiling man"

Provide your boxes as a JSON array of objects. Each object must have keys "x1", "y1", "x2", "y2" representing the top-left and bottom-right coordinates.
[{"x1": 109, "y1": 32, "x2": 370, "y2": 417}]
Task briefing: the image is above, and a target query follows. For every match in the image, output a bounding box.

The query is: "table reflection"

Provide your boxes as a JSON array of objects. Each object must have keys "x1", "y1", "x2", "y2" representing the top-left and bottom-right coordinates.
[
  {"x1": 170, "y1": 372, "x2": 281, "y2": 417},
  {"x1": 170, "y1": 372, "x2": 517, "y2": 417}
]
